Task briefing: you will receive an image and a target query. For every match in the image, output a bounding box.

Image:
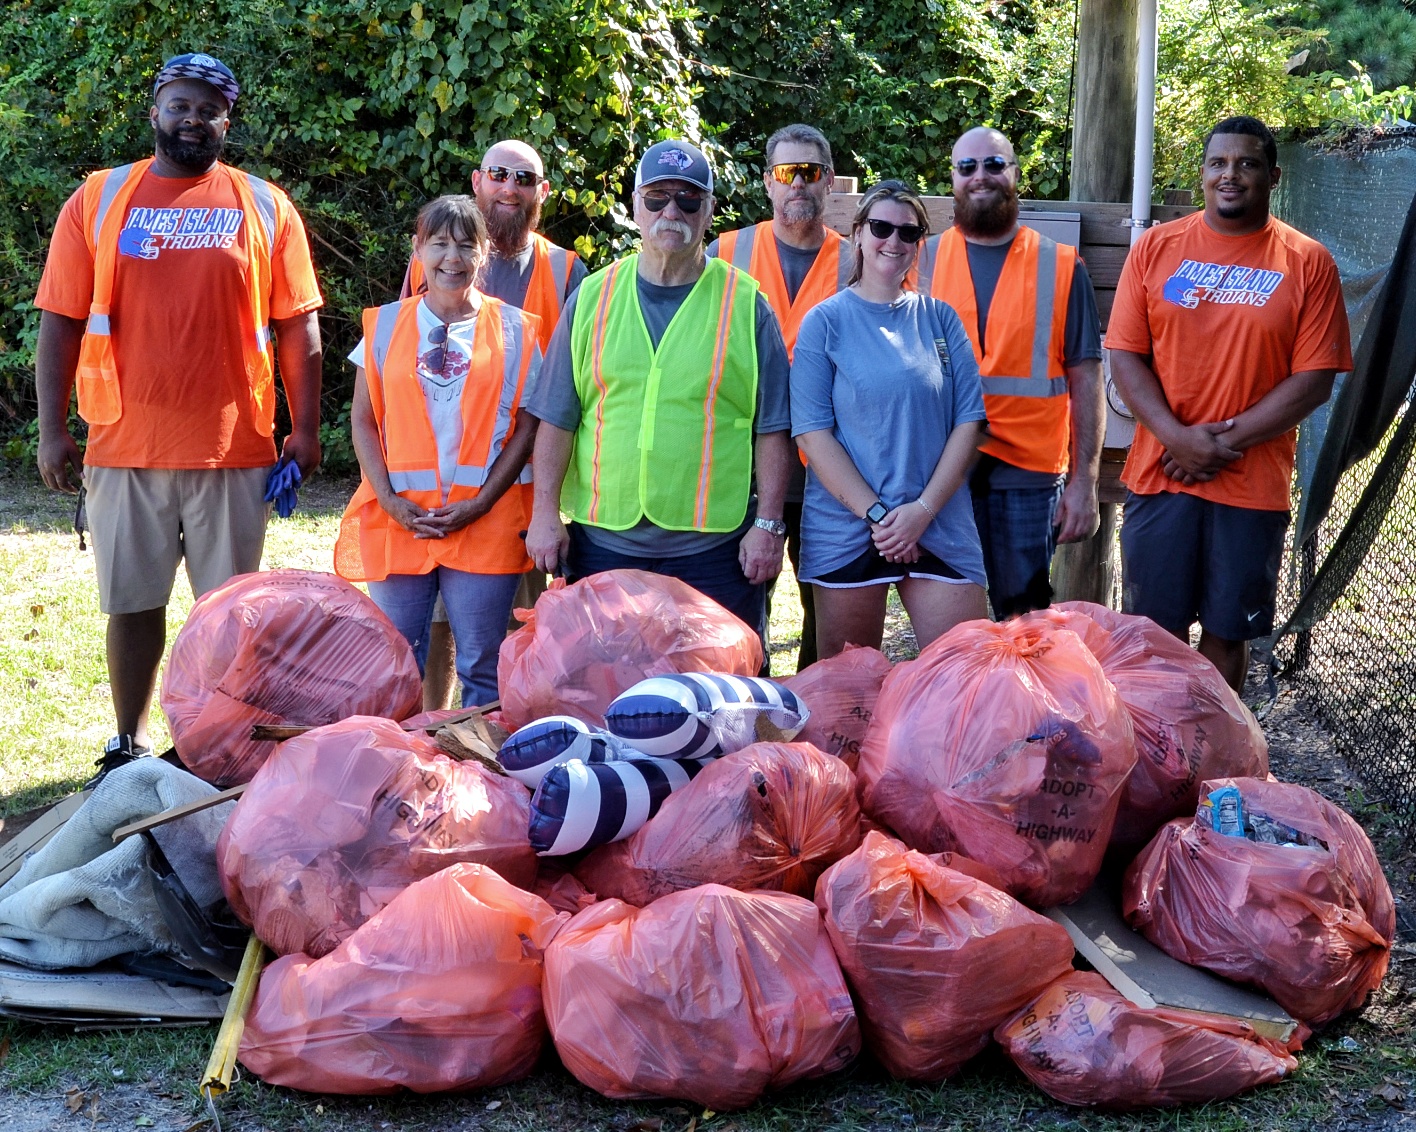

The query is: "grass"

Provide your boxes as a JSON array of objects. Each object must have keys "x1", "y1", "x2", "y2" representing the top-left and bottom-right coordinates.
[{"x1": 1, "y1": 464, "x2": 1413, "y2": 1131}]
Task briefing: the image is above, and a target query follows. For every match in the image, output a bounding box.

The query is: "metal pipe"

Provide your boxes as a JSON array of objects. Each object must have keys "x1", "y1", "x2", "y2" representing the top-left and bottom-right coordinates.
[{"x1": 1130, "y1": 0, "x2": 1159, "y2": 245}]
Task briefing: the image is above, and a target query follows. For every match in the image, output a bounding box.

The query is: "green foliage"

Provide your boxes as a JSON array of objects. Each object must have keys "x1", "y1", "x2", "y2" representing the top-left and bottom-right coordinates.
[
  {"x1": 693, "y1": 0, "x2": 1076, "y2": 222},
  {"x1": 0, "y1": 0, "x2": 709, "y2": 428},
  {"x1": 1295, "y1": 0, "x2": 1416, "y2": 90}
]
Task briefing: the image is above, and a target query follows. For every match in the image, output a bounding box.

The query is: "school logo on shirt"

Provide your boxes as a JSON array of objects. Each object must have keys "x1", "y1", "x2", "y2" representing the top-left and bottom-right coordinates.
[
  {"x1": 1162, "y1": 259, "x2": 1285, "y2": 309},
  {"x1": 118, "y1": 207, "x2": 245, "y2": 259}
]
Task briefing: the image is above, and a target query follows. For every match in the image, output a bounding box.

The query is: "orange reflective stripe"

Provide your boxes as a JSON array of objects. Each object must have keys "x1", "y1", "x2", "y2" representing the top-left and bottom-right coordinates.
[
  {"x1": 694, "y1": 267, "x2": 740, "y2": 528},
  {"x1": 587, "y1": 259, "x2": 622, "y2": 524}
]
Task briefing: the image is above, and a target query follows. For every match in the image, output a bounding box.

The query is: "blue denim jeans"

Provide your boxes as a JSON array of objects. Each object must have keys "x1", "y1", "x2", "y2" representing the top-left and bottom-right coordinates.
[
  {"x1": 567, "y1": 523, "x2": 768, "y2": 669},
  {"x1": 970, "y1": 482, "x2": 1064, "y2": 619},
  {"x1": 366, "y1": 568, "x2": 521, "y2": 707}
]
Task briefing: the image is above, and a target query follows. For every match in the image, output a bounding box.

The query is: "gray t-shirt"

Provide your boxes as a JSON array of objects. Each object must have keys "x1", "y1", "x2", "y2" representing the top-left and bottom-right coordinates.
[
  {"x1": 481, "y1": 241, "x2": 589, "y2": 308},
  {"x1": 790, "y1": 289, "x2": 988, "y2": 585},
  {"x1": 707, "y1": 233, "x2": 824, "y2": 306},
  {"x1": 526, "y1": 267, "x2": 791, "y2": 557},
  {"x1": 964, "y1": 238, "x2": 1103, "y2": 491}
]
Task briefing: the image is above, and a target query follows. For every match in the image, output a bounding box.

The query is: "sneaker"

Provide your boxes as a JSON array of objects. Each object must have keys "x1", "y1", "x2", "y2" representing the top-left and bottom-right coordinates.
[{"x1": 85, "y1": 734, "x2": 153, "y2": 789}]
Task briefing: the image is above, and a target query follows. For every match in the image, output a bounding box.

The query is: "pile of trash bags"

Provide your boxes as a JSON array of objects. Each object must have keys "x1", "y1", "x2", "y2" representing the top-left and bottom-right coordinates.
[{"x1": 76, "y1": 568, "x2": 1392, "y2": 1110}]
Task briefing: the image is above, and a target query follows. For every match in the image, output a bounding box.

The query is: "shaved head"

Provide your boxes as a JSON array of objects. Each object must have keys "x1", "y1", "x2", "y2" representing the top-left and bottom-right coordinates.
[
  {"x1": 481, "y1": 139, "x2": 545, "y2": 177},
  {"x1": 951, "y1": 126, "x2": 1015, "y2": 164}
]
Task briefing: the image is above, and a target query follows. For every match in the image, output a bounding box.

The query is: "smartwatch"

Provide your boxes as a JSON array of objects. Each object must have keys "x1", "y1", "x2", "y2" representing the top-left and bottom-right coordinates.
[
  {"x1": 865, "y1": 500, "x2": 889, "y2": 524},
  {"x1": 753, "y1": 516, "x2": 787, "y2": 537}
]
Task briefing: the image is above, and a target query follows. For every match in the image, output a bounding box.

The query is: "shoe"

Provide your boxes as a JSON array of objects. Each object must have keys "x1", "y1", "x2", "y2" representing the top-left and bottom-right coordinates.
[{"x1": 85, "y1": 734, "x2": 153, "y2": 789}]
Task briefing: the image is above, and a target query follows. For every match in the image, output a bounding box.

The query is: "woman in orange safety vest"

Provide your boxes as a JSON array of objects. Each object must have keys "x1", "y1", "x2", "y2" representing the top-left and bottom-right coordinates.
[{"x1": 334, "y1": 196, "x2": 542, "y2": 706}]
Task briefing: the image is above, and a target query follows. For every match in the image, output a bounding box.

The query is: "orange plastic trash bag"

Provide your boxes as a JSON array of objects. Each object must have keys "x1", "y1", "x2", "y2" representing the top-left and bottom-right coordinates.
[
  {"x1": 815, "y1": 831, "x2": 1074, "y2": 1081},
  {"x1": 856, "y1": 618, "x2": 1137, "y2": 907},
  {"x1": 239, "y1": 863, "x2": 564, "y2": 1094},
  {"x1": 781, "y1": 645, "x2": 892, "y2": 770},
  {"x1": 218, "y1": 717, "x2": 535, "y2": 958},
  {"x1": 1031, "y1": 602, "x2": 1268, "y2": 848},
  {"x1": 497, "y1": 569, "x2": 764, "y2": 730},
  {"x1": 161, "y1": 570, "x2": 422, "y2": 786},
  {"x1": 996, "y1": 971, "x2": 1297, "y2": 1109},
  {"x1": 543, "y1": 885, "x2": 859, "y2": 1110},
  {"x1": 575, "y1": 742, "x2": 861, "y2": 906},
  {"x1": 1123, "y1": 776, "x2": 1395, "y2": 1026}
]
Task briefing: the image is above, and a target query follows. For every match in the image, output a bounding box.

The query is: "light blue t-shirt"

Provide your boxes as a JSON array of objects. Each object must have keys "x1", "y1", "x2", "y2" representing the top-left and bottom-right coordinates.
[{"x1": 790, "y1": 288, "x2": 988, "y2": 584}]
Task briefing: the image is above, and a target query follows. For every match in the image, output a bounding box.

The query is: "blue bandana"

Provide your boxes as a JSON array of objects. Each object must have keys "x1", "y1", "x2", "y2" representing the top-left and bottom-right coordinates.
[{"x1": 153, "y1": 53, "x2": 240, "y2": 108}]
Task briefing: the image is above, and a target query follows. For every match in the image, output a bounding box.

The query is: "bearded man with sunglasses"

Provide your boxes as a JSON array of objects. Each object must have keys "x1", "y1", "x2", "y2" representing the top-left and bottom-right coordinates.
[
  {"x1": 524, "y1": 140, "x2": 793, "y2": 662},
  {"x1": 915, "y1": 126, "x2": 1104, "y2": 619},
  {"x1": 708, "y1": 123, "x2": 847, "y2": 669}
]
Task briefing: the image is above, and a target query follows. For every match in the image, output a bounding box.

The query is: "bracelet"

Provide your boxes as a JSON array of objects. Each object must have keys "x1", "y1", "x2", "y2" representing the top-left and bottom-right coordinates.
[{"x1": 915, "y1": 497, "x2": 938, "y2": 518}]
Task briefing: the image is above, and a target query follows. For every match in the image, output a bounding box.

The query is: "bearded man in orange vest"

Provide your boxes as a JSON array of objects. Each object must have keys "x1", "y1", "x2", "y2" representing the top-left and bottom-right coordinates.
[
  {"x1": 915, "y1": 126, "x2": 1104, "y2": 618},
  {"x1": 34, "y1": 53, "x2": 324, "y2": 783},
  {"x1": 708, "y1": 124, "x2": 848, "y2": 670},
  {"x1": 402, "y1": 139, "x2": 588, "y2": 708}
]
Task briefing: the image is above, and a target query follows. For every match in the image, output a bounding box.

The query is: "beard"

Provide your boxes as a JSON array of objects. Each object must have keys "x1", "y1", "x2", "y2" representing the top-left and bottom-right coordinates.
[
  {"x1": 482, "y1": 196, "x2": 540, "y2": 255},
  {"x1": 954, "y1": 184, "x2": 1019, "y2": 239},
  {"x1": 154, "y1": 122, "x2": 225, "y2": 171},
  {"x1": 778, "y1": 193, "x2": 824, "y2": 225}
]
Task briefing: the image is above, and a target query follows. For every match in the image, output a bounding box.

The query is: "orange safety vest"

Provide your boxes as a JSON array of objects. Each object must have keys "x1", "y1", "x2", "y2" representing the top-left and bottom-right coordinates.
[
  {"x1": 916, "y1": 226, "x2": 1076, "y2": 474},
  {"x1": 333, "y1": 295, "x2": 539, "y2": 581},
  {"x1": 402, "y1": 232, "x2": 576, "y2": 352},
  {"x1": 75, "y1": 158, "x2": 283, "y2": 432},
  {"x1": 716, "y1": 222, "x2": 849, "y2": 360}
]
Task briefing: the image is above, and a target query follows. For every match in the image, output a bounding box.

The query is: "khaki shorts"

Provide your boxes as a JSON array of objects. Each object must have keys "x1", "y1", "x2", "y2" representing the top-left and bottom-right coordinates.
[{"x1": 84, "y1": 466, "x2": 271, "y2": 614}]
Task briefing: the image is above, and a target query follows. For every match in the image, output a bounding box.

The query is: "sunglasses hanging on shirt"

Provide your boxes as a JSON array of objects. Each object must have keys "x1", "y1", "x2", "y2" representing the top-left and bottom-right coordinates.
[
  {"x1": 426, "y1": 323, "x2": 449, "y2": 374},
  {"x1": 865, "y1": 218, "x2": 926, "y2": 244},
  {"x1": 769, "y1": 161, "x2": 828, "y2": 185},
  {"x1": 639, "y1": 189, "x2": 706, "y2": 214},
  {"x1": 951, "y1": 155, "x2": 1016, "y2": 177},
  {"x1": 481, "y1": 166, "x2": 542, "y2": 187}
]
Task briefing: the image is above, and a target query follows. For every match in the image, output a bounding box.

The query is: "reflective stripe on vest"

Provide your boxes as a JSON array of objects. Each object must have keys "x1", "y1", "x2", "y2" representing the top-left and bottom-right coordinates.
[
  {"x1": 566, "y1": 256, "x2": 760, "y2": 532},
  {"x1": 547, "y1": 244, "x2": 571, "y2": 302},
  {"x1": 927, "y1": 225, "x2": 1075, "y2": 474}
]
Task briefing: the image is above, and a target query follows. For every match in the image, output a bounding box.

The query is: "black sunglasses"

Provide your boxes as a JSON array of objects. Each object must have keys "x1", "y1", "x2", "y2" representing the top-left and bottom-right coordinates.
[
  {"x1": 770, "y1": 161, "x2": 827, "y2": 185},
  {"x1": 426, "y1": 323, "x2": 449, "y2": 374},
  {"x1": 952, "y1": 155, "x2": 1016, "y2": 177},
  {"x1": 639, "y1": 189, "x2": 705, "y2": 214},
  {"x1": 865, "y1": 218, "x2": 926, "y2": 244},
  {"x1": 481, "y1": 166, "x2": 542, "y2": 187}
]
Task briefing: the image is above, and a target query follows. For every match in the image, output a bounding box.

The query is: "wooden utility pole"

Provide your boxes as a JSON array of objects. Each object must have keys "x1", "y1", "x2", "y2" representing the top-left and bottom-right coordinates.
[{"x1": 1052, "y1": 0, "x2": 1141, "y2": 606}]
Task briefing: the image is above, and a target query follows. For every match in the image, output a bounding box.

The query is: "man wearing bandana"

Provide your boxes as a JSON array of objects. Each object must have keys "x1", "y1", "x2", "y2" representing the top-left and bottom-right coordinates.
[{"x1": 34, "y1": 52, "x2": 324, "y2": 782}]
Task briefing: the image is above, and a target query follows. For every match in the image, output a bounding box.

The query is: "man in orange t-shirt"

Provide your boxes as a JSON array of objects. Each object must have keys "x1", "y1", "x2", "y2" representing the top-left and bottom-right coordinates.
[
  {"x1": 34, "y1": 53, "x2": 324, "y2": 782},
  {"x1": 1107, "y1": 116, "x2": 1351, "y2": 692}
]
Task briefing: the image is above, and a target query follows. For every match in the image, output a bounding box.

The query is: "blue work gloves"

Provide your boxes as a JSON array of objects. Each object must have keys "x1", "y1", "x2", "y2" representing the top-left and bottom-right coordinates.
[{"x1": 263, "y1": 459, "x2": 303, "y2": 519}]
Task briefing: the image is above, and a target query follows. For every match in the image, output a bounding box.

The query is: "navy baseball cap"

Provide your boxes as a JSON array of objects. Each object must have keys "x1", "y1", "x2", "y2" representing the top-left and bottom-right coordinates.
[
  {"x1": 153, "y1": 53, "x2": 240, "y2": 108},
  {"x1": 636, "y1": 139, "x2": 714, "y2": 193}
]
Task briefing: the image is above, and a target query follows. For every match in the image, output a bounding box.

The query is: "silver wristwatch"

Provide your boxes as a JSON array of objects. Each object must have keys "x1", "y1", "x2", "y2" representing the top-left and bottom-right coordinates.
[{"x1": 753, "y1": 516, "x2": 787, "y2": 537}]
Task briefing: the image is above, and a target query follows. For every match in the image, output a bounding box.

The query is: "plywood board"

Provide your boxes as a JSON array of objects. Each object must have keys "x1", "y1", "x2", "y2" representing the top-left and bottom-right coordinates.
[
  {"x1": 0, "y1": 792, "x2": 90, "y2": 887},
  {"x1": 1046, "y1": 885, "x2": 1297, "y2": 1043}
]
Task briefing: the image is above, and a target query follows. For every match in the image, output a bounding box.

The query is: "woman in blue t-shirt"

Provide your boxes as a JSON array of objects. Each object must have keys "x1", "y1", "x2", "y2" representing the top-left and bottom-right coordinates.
[{"x1": 790, "y1": 180, "x2": 988, "y2": 659}]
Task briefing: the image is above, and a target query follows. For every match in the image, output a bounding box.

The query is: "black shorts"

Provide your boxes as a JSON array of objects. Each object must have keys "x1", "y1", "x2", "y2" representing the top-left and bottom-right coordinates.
[
  {"x1": 1120, "y1": 491, "x2": 1289, "y2": 641},
  {"x1": 808, "y1": 544, "x2": 967, "y2": 588}
]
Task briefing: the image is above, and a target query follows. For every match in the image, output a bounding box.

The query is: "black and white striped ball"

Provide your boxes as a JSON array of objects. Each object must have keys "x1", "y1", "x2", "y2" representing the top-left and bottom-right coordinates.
[
  {"x1": 498, "y1": 715, "x2": 632, "y2": 789},
  {"x1": 603, "y1": 672, "x2": 808, "y2": 758},
  {"x1": 529, "y1": 755, "x2": 714, "y2": 856}
]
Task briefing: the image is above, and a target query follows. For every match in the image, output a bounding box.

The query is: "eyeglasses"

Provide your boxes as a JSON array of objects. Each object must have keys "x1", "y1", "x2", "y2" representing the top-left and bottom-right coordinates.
[
  {"x1": 952, "y1": 155, "x2": 1016, "y2": 177},
  {"x1": 481, "y1": 166, "x2": 542, "y2": 188},
  {"x1": 426, "y1": 323, "x2": 449, "y2": 374},
  {"x1": 865, "y1": 218, "x2": 926, "y2": 244},
  {"x1": 639, "y1": 189, "x2": 705, "y2": 214},
  {"x1": 770, "y1": 162, "x2": 827, "y2": 185}
]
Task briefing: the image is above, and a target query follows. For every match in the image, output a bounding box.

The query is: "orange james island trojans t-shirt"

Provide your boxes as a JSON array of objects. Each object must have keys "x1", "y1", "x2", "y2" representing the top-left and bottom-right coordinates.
[
  {"x1": 35, "y1": 165, "x2": 323, "y2": 469},
  {"x1": 1104, "y1": 211, "x2": 1352, "y2": 512}
]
